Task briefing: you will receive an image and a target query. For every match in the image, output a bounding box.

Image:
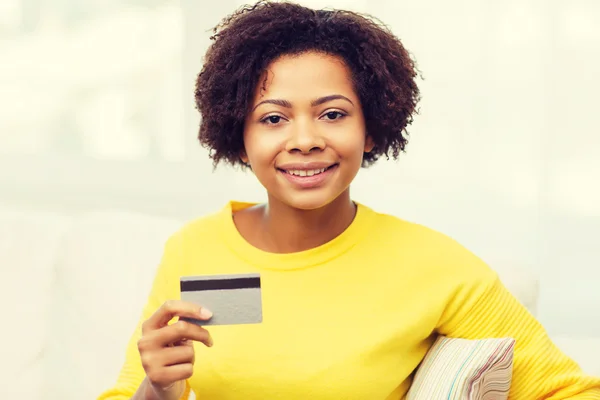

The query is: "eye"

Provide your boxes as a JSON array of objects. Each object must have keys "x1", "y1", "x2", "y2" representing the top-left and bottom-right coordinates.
[
  {"x1": 260, "y1": 115, "x2": 284, "y2": 125},
  {"x1": 321, "y1": 111, "x2": 346, "y2": 121}
]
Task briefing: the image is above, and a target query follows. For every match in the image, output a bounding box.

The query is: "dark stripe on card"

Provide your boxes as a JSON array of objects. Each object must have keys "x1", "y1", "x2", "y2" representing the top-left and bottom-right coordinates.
[{"x1": 180, "y1": 277, "x2": 261, "y2": 292}]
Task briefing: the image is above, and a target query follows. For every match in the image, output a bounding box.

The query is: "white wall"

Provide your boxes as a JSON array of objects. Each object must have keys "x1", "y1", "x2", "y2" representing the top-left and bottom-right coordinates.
[{"x1": 1, "y1": 0, "x2": 599, "y2": 335}]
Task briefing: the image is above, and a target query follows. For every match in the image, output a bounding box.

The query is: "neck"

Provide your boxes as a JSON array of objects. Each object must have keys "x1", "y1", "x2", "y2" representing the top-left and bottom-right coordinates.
[{"x1": 261, "y1": 190, "x2": 356, "y2": 253}]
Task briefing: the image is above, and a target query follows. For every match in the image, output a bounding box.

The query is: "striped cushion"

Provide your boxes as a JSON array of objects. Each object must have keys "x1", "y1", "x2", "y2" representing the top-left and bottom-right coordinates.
[{"x1": 406, "y1": 336, "x2": 516, "y2": 400}]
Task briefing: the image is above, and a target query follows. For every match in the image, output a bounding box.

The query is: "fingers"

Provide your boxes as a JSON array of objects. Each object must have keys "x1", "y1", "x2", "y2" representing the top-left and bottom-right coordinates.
[
  {"x1": 161, "y1": 321, "x2": 214, "y2": 348},
  {"x1": 146, "y1": 363, "x2": 194, "y2": 390},
  {"x1": 163, "y1": 345, "x2": 196, "y2": 366},
  {"x1": 137, "y1": 300, "x2": 213, "y2": 394},
  {"x1": 139, "y1": 320, "x2": 213, "y2": 350},
  {"x1": 143, "y1": 300, "x2": 213, "y2": 332},
  {"x1": 141, "y1": 344, "x2": 195, "y2": 370}
]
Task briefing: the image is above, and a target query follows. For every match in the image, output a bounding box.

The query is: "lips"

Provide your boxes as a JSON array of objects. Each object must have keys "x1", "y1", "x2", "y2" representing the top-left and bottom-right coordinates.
[
  {"x1": 277, "y1": 163, "x2": 338, "y2": 189},
  {"x1": 277, "y1": 161, "x2": 338, "y2": 172}
]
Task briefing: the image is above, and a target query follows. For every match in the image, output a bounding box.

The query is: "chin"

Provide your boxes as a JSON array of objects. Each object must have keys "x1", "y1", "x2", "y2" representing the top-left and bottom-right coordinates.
[
  {"x1": 276, "y1": 189, "x2": 346, "y2": 211},
  {"x1": 285, "y1": 200, "x2": 330, "y2": 211}
]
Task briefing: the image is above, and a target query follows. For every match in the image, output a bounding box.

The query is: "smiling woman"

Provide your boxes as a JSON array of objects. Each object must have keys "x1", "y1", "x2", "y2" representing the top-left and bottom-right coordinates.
[{"x1": 98, "y1": 2, "x2": 600, "y2": 400}]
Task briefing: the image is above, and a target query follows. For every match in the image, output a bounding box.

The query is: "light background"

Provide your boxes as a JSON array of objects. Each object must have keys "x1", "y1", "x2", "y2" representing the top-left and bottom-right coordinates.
[{"x1": 1, "y1": 0, "x2": 599, "y2": 335}]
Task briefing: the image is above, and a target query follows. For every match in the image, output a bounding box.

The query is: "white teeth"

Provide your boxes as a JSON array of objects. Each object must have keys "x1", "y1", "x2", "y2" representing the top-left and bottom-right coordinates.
[{"x1": 287, "y1": 168, "x2": 327, "y2": 177}]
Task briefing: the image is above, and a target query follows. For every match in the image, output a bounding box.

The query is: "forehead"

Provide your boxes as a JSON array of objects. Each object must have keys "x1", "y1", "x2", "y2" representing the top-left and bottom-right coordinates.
[{"x1": 254, "y1": 52, "x2": 355, "y2": 100}]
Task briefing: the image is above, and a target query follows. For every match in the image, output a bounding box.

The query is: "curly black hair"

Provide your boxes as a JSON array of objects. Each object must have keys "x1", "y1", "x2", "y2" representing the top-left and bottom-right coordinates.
[{"x1": 195, "y1": 0, "x2": 420, "y2": 168}]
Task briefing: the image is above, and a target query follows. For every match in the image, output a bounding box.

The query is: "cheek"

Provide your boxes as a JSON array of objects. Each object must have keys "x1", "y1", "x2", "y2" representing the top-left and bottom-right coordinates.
[
  {"x1": 244, "y1": 132, "x2": 283, "y2": 167},
  {"x1": 330, "y1": 133, "x2": 367, "y2": 160}
]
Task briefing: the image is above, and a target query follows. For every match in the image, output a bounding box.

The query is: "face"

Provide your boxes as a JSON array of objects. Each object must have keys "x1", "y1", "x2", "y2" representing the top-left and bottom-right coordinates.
[{"x1": 242, "y1": 51, "x2": 373, "y2": 210}]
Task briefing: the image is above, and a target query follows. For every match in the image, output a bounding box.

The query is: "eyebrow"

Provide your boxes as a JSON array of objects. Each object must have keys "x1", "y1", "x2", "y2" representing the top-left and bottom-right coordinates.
[{"x1": 252, "y1": 94, "x2": 354, "y2": 111}]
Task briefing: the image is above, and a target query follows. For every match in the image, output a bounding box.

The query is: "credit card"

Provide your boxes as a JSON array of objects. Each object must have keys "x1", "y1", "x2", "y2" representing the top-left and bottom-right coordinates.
[{"x1": 180, "y1": 273, "x2": 262, "y2": 326}]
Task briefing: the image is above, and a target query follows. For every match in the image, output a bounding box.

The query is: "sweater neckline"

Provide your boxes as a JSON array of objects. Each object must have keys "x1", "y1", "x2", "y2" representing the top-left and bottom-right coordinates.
[{"x1": 217, "y1": 200, "x2": 375, "y2": 271}]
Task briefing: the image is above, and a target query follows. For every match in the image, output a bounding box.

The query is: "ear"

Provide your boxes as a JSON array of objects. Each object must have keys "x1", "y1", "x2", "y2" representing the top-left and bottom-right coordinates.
[
  {"x1": 240, "y1": 151, "x2": 249, "y2": 164},
  {"x1": 364, "y1": 135, "x2": 375, "y2": 153}
]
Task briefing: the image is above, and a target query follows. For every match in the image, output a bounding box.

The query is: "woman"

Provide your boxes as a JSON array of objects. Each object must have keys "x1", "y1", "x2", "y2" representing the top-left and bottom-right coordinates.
[{"x1": 99, "y1": 2, "x2": 600, "y2": 399}]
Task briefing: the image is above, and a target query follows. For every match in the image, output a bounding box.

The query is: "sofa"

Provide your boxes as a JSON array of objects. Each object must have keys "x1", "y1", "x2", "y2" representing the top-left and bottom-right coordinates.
[{"x1": 0, "y1": 204, "x2": 598, "y2": 400}]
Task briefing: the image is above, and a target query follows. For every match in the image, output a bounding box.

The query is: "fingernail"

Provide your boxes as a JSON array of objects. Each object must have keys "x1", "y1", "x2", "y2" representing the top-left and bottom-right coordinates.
[
  {"x1": 200, "y1": 308, "x2": 213, "y2": 319},
  {"x1": 207, "y1": 336, "x2": 214, "y2": 347}
]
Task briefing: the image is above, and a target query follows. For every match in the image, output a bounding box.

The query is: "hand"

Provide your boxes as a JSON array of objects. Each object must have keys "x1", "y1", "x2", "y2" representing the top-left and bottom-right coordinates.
[{"x1": 137, "y1": 300, "x2": 213, "y2": 400}]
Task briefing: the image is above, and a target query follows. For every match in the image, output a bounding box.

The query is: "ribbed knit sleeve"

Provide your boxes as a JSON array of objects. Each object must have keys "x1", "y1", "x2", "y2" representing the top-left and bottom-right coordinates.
[
  {"x1": 97, "y1": 234, "x2": 191, "y2": 400},
  {"x1": 437, "y1": 272, "x2": 600, "y2": 399}
]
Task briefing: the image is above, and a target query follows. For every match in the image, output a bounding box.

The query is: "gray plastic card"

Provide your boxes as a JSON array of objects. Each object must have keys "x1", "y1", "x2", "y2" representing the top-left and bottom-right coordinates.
[{"x1": 180, "y1": 273, "x2": 262, "y2": 326}]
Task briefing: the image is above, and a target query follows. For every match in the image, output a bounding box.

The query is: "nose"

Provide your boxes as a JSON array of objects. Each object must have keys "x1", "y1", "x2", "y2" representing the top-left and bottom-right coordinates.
[{"x1": 285, "y1": 121, "x2": 326, "y2": 154}]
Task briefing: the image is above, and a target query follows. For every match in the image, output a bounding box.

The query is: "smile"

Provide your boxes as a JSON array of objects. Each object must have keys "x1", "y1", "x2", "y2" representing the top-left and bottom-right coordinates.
[
  {"x1": 284, "y1": 166, "x2": 332, "y2": 177},
  {"x1": 277, "y1": 164, "x2": 338, "y2": 188}
]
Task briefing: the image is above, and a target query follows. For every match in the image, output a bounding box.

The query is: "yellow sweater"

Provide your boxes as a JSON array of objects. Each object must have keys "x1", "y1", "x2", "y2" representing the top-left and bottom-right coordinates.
[{"x1": 98, "y1": 201, "x2": 600, "y2": 399}]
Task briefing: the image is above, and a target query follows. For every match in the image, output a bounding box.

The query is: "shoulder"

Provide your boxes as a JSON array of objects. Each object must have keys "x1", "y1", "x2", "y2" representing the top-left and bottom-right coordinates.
[
  {"x1": 367, "y1": 206, "x2": 497, "y2": 283},
  {"x1": 367, "y1": 206, "x2": 460, "y2": 252}
]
